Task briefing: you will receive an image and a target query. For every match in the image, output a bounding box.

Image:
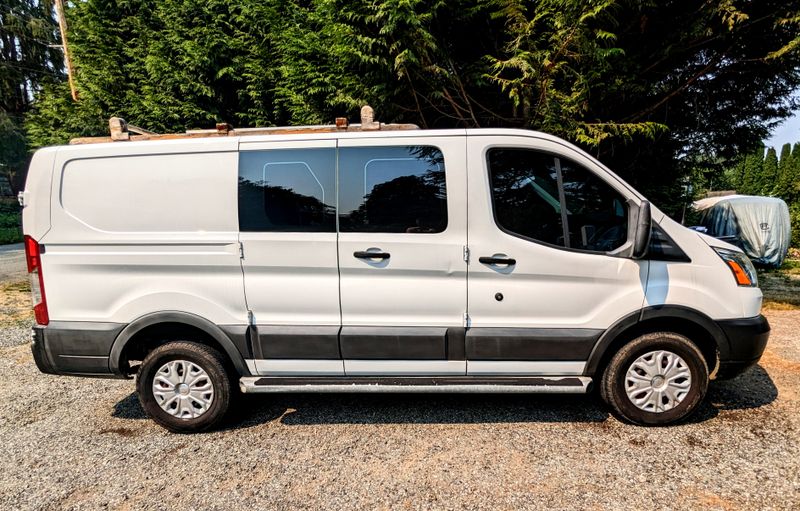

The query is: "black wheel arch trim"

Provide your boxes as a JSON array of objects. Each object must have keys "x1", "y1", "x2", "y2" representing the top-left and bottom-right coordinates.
[
  {"x1": 108, "y1": 311, "x2": 252, "y2": 378},
  {"x1": 584, "y1": 305, "x2": 730, "y2": 377}
]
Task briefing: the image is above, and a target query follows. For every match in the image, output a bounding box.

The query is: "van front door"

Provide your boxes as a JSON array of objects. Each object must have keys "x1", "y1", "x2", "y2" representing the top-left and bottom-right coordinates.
[
  {"x1": 466, "y1": 136, "x2": 647, "y2": 376},
  {"x1": 238, "y1": 139, "x2": 342, "y2": 375},
  {"x1": 336, "y1": 136, "x2": 468, "y2": 375}
]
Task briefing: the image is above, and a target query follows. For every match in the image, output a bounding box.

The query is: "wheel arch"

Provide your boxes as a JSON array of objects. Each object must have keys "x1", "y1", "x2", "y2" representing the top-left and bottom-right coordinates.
[
  {"x1": 109, "y1": 311, "x2": 251, "y2": 378},
  {"x1": 585, "y1": 305, "x2": 729, "y2": 379}
]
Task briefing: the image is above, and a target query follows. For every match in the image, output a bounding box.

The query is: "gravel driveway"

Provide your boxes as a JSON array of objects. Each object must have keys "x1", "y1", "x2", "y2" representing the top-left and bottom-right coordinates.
[{"x1": 0, "y1": 309, "x2": 798, "y2": 510}]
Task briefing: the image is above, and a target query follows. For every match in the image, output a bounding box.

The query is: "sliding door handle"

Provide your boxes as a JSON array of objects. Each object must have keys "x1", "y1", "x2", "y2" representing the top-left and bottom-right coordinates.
[
  {"x1": 479, "y1": 256, "x2": 516, "y2": 266},
  {"x1": 354, "y1": 250, "x2": 390, "y2": 260}
]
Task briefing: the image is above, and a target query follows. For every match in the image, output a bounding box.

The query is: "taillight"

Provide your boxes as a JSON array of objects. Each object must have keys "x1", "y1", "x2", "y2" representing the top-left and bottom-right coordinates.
[{"x1": 23, "y1": 235, "x2": 49, "y2": 325}]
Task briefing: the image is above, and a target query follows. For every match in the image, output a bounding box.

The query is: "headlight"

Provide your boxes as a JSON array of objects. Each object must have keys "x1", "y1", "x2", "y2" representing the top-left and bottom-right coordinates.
[{"x1": 713, "y1": 247, "x2": 758, "y2": 287}]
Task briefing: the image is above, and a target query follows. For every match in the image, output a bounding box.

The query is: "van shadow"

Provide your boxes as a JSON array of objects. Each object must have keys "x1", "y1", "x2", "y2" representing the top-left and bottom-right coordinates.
[
  {"x1": 111, "y1": 364, "x2": 778, "y2": 429},
  {"x1": 687, "y1": 364, "x2": 778, "y2": 423},
  {"x1": 111, "y1": 389, "x2": 609, "y2": 426}
]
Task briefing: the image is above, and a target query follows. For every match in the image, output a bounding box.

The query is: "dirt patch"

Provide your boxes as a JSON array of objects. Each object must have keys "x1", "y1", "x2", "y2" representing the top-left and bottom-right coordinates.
[
  {"x1": 681, "y1": 489, "x2": 738, "y2": 511},
  {"x1": 97, "y1": 427, "x2": 140, "y2": 438},
  {"x1": 685, "y1": 434, "x2": 704, "y2": 447},
  {"x1": 759, "y1": 349, "x2": 800, "y2": 374}
]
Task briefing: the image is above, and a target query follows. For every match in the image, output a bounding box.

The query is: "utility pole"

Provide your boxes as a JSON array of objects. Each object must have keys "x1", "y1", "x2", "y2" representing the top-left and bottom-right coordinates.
[{"x1": 54, "y1": 0, "x2": 78, "y2": 101}]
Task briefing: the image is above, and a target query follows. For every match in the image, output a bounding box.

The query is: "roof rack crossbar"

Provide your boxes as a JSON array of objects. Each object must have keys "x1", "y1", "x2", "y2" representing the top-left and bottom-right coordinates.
[{"x1": 71, "y1": 105, "x2": 417, "y2": 145}]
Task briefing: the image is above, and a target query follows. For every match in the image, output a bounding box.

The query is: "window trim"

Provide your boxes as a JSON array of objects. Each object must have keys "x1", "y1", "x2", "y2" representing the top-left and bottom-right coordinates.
[
  {"x1": 647, "y1": 222, "x2": 692, "y2": 262},
  {"x1": 485, "y1": 146, "x2": 630, "y2": 256}
]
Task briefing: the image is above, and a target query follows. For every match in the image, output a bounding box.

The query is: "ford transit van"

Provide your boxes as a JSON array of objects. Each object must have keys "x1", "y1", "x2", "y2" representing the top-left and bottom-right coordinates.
[{"x1": 21, "y1": 110, "x2": 769, "y2": 432}]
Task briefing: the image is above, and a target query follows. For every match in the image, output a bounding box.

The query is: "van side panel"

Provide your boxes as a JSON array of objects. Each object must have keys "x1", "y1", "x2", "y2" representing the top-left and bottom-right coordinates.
[
  {"x1": 42, "y1": 139, "x2": 247, "y2": 327},
  {"x1": 21, "y1": 147, "x2": 58, "y2": 240}
]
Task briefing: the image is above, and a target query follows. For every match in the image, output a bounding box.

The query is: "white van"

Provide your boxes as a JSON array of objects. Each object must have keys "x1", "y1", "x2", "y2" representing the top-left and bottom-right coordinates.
[{"x1": 21, "y1": 111, "x2": 769, "y2": 432}]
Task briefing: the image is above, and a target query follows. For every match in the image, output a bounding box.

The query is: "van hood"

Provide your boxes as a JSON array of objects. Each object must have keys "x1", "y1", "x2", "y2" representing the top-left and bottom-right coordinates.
[{"x1": 696, "y1": 231, "x2": 743, "y2": 253}]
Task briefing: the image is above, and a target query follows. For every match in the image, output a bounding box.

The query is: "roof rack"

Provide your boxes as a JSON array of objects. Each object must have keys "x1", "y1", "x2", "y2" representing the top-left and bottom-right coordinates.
[{"x1": 69, "y1": 105, "x2": 418, "y2": 145}]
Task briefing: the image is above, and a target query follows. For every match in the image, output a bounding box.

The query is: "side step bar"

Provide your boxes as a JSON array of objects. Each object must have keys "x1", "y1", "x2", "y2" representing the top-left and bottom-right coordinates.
[{"x1": 240, "y1": 376, "x2": 593, "y2": 394}]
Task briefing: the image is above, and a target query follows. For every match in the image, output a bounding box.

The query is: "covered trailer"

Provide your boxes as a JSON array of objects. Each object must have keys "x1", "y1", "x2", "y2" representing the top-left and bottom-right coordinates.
[{"x1": 693, "y1": 194, "x2": 791, "y2": 267}]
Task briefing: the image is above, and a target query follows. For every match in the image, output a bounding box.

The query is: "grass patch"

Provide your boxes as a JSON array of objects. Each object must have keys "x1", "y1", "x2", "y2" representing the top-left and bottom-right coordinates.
[
  {"x1": 758, "y1": 256, "x2": 800, "y2": 310},
  {"x1": 0, "y1": 278, "x2": 33, "y2": 327}
]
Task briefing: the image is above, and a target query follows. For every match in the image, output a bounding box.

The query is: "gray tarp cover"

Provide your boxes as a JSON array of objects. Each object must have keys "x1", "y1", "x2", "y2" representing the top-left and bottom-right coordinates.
[{"x1": 693, "y1": 195, "x2": 791, "y2": 267}]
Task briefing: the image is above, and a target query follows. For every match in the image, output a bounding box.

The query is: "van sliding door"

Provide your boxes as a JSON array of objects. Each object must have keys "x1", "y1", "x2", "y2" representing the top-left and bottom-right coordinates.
[
  {"x1": 238, "y1": 139, "x2": 343, "y2": 375},
  {"x1": 336, "y1": 136, "x2": 468, "y2": 375}
]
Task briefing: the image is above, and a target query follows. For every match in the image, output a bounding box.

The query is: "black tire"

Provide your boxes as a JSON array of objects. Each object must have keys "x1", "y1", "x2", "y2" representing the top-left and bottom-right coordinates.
[
  {"x1": 600, "y1": 332, "x2": 709, "y2": 426},
  {"x1": 136, "y1": 341, "x2": 234, "y2": 433}
]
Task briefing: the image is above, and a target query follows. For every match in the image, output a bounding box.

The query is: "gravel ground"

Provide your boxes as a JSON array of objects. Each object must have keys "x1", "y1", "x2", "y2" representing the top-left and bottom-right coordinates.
[{"x1": 0, "y1": 311, "x2": 798, "y2": 510}]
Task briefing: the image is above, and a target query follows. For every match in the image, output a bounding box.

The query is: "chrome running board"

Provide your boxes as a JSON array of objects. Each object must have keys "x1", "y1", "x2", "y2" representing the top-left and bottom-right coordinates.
[{"x1": 240, "y1": 376, "x2": 593, "y2": 394}]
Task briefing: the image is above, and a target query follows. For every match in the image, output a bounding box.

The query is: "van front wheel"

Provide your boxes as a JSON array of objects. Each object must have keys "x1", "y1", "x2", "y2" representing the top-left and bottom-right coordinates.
[
  {"x1": 136, "y1": 341, "x2": 233, "y2": 433},
  {"x1": 600, "y1": 332, "x2": 709, "y2": 426}
]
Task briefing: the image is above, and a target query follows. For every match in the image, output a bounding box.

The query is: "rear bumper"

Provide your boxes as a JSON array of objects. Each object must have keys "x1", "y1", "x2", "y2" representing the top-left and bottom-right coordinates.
[
  {"x1": 31, "y1": 322, "x2": 126, "y2": 378},
  {"x1": 715, "y1": 314, "x2": 770, "y2": 379}
]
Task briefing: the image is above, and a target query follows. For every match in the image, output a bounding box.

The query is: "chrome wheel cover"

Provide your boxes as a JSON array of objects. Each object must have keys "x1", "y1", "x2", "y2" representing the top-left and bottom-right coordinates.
[
  {"x1": 152, "y1": 360, "x2": 214, "y2": 419},
  {"x1": 624, "y1": 350, "x2": 692, "y2": 413}
]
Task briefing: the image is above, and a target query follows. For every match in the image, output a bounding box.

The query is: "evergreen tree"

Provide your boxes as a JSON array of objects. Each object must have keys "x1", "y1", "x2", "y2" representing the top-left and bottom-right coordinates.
[
  {"x1": 758, "y1": 147, "x2": 779, "y2": 195},
  {"x1": 1, "y1": 0, "x2": 62, "y2": 193},
  {"x1": 787, "y1": 142, "x2": 800, "y2": 203},
  {"x1": 740, "y1": 147, "x2": 764, "y2": 195},
  {"x1": 725, "y1": 156, "x2": 746, "y2": 192},
  {"x1": 774, "y1": 143, "x2": 795, "y2": 198}
]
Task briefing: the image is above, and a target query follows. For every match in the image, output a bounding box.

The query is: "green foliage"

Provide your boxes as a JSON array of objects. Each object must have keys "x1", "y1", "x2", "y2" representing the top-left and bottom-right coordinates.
[
  {"x1": 16, "y1": 0, "x2": 800, "y2": 220},
  {"x1": 791, "y1": 202, "x2": 800, "y2": 249},
  {"x1": 0, "y1": 198, "x2": 22, "y2": 244}
]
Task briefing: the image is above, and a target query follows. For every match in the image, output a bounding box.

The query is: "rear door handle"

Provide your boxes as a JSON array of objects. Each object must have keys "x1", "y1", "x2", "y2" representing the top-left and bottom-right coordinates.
[
  {"x1": 354, "y1": 250, "x2": 390, "y2": 260},
  {"x1": 479, "y1": 256, "x2": 516, "y2": 266}
]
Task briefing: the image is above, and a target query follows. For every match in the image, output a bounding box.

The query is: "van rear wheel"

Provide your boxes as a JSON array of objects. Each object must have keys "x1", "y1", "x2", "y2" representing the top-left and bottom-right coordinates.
[
  {"x1": 600, "y1": 332, "x2": 708, "y2": 426},
  {"x1": 136, "y1": 341, "x2": 233, "y2": 433}
]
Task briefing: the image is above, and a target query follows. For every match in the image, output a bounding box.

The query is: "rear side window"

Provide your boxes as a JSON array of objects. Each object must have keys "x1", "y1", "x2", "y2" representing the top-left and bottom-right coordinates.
[
  {"x1": 238, "y1": 149, "x2": 336, "y2": 232},
  {"x1": 338, "y1": 146, "x2": 447, "y2": 233},
  {"x1": 488, "y1": 148, "x2": 628, "y2": 252}
]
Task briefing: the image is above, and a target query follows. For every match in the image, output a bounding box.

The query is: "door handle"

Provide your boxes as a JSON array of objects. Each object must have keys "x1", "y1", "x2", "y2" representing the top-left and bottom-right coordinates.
[
  {"x1": 479, "y1": 256, "x2": 516, "y2": 266},
  {"x1": 354, "y1": 250, "x2": 390, "y2": 260}
]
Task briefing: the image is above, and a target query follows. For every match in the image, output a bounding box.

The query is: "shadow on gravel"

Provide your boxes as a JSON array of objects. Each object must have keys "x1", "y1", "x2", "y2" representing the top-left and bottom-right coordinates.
[
  {"x1": 110, "y1": 364, "x2": 778, "y2": 429},
  {"x1": 112, "y1": 393, "x2": 147, "y2": 420},
  {"x1": 112, "y1": 390, "x2": 609, "y2": 427},
  {"x1": 242, "y1": 393, "x2": 609, "y2": 428},
  {"x1": 687, "y1": 364, "x2": 778, "y2": 423}
]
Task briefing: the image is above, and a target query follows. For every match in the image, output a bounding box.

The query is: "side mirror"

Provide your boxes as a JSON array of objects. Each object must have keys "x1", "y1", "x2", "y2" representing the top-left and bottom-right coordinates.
[{"x1": 632, "y1": 200, "x2": 652, "y2": 259}]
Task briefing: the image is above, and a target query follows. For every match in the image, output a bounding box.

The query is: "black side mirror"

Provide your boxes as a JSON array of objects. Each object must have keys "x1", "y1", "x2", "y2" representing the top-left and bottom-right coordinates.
[{"x1": 632, "y1": 200, "x2": 652, "y2": 259}]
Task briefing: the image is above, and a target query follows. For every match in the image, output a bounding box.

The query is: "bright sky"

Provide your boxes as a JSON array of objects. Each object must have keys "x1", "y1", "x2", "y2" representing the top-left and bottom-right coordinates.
[{"x1": 764, "y1": 109, "x2": 800, "y2": 150}]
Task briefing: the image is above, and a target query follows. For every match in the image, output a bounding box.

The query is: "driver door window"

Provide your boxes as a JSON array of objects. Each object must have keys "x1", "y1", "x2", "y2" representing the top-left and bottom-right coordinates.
[{"x1": 488, "y1": 148, "x2": 627, "y2": 253}]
